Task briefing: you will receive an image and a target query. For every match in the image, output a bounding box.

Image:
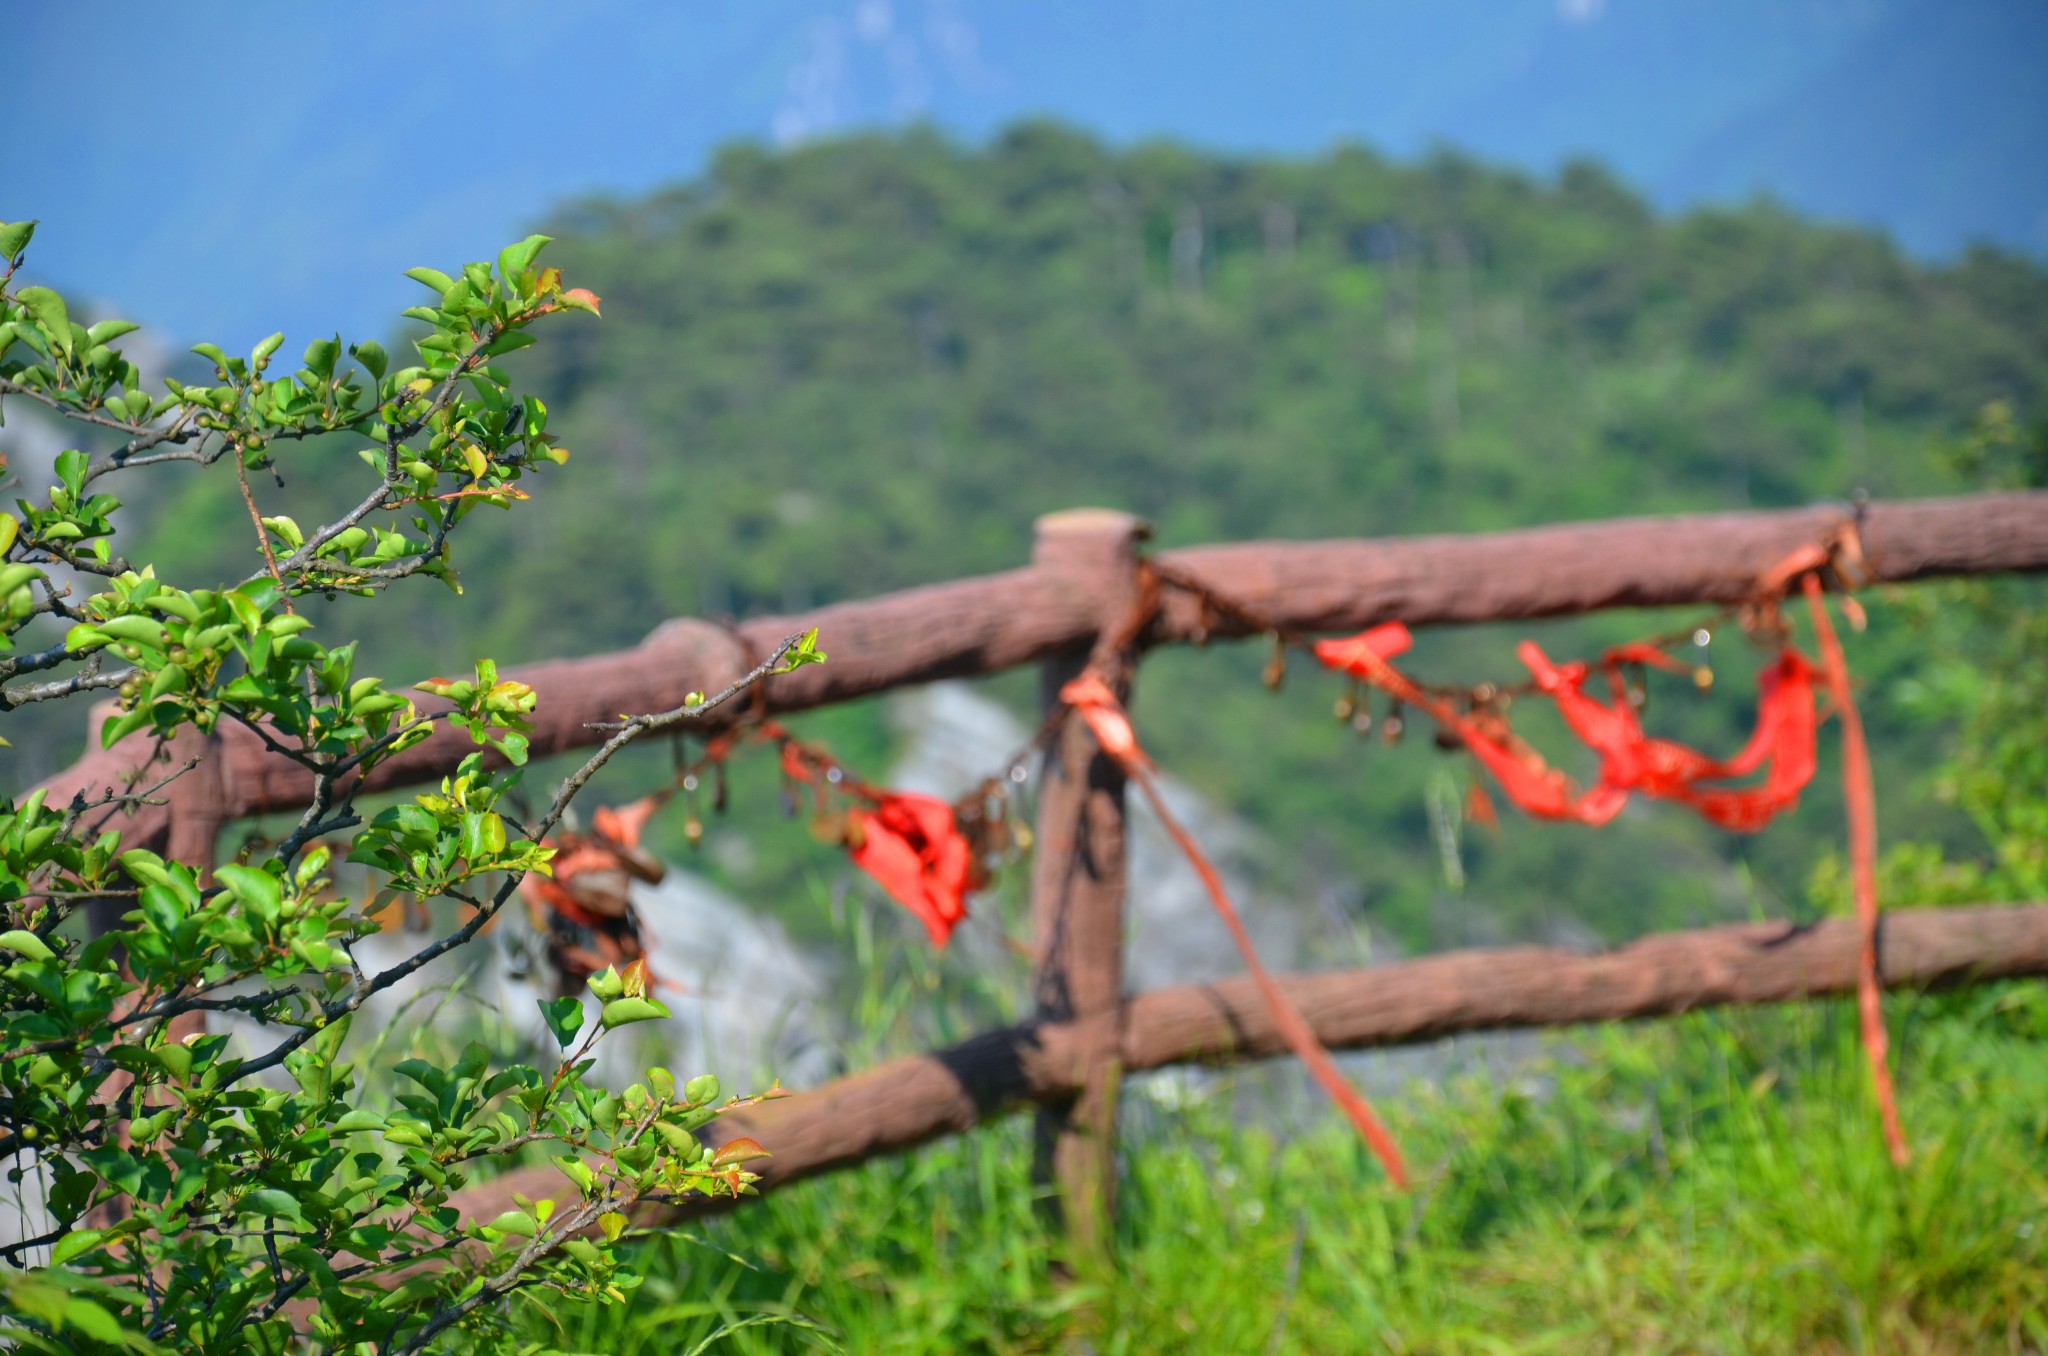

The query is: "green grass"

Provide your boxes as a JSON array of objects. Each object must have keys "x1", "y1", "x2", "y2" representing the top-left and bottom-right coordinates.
[{"x1": 509, "y1": 981, "x2": 2048, "y2": 1355}]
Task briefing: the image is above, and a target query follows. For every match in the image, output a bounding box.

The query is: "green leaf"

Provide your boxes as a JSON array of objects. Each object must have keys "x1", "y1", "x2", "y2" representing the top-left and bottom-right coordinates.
[
  {"x1": 404, "y1": 266, "x2": 456, "y2": 294},
  {"x1": 16, "y1": 286, "x2": 71, "y2": 354},
  {"x1": 0, "y1": 562, "x2": 45, "y2": 596},
  {"x1": 538, "y1": 996, "x2": 585, "y2": 1049},
  {"x1": 486, "y1": 1209, "x2": 539, "y2": 1238},
  {"x1": 349, "y1": 339, "x2": 388, "y2": 381},
  {"x1": 153, "y1": 1043, "x2": 193, "y2": 1082},
  {"x1": 100, "y1": 707, "x2": 151, "y2": 750},
  {"x1": 85, "y1": 320, "x2": 140, "y2": 347},
  {"x1": 58, "y1": 1298, "x2": 126, "y2": 1344},
  {"x1": 652, "y1": 1120, "x2": 698, "y2": 1154},
  {"x1": 599, "y1": 996, "x2": 671, "y2": 1030},
  {"x1": 47, "y1": 1228, "x2": 103, "y2": 1267},
  {"x1": 213, "y1": 863, "x2": 283, "y2": 918},
  {"x1": 0, "y1": 929, "x2": 56, "y2": 961},
  {"x1": 772, "y1": 627, "x2": 827, "y2": 674},
  {"x1": 223, "y1": 588, "x2": 264, "y2": 634},
  {"x1": 251, "y1": 331, "x2": 286, "y2": 366},
  {"x1": 55, "y1": 448, "x2": 88, "y2": 498},
  {"x1": 144, "y1": 590, "x2": 201, "y2": 623},
  {"x1": 240, "y1": 1188, "x2": 306, "y2": 1223},
  {"x1": 459, "y1": 810, "x2": 508, "y2": 861},
  {"x1": 97, "y1": 615, "x2": 166, "y2": 647},
  {"x1": 482, "y1": 329, "x2": 536, "y2": 357},
  {"x1": 0, "y1": 219, "x2": 36, "y2": 261},
  {"x1": 498, "y1": 234, "x2": 551, "y2": 282},
  {"x1": 552, "y1": 1154, "x2": 595, "y2": 1193},
  {"x1": 302, "y1": 336, "x2": 339, "y2": 379}
]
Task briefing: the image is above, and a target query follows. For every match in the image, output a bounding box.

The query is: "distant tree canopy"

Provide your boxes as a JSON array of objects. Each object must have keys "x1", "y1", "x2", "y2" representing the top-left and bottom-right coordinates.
[
  {"x1": 131, "y1": 122, "x2": 2048, "y2": 951},
  {"x1": 512, "y1": 127, "x2": 2033, "y2": 613}
]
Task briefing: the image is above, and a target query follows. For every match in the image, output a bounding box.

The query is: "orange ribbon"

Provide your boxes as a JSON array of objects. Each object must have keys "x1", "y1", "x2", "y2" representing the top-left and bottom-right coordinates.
[
  {"x1": 1061, "y1": 673, "x2": 1411, "y2": 1188},
  {"x1": 1318, "y1": 622, "x2": 1823, "y2": 833},
  {"x1": 1315, "y1": 624, "x2": 1626, "y2": 825},
  {"x1": 846, "y1": 792, "x2": 974, "y2": 948}
]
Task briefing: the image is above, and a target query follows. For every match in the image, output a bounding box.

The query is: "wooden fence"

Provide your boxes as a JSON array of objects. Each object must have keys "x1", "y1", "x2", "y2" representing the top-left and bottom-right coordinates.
[{"x1": 37, "y1": 488, "x2": 2048, "y2": 1254}]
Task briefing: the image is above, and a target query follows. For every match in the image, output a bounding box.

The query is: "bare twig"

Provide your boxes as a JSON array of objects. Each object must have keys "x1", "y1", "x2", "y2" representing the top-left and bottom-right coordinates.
[
  {"x1": 233, "y1": 444, "x2": 293, "y2": 614},
  {"x1": 0, "y1": 656, "x2": 126, "y2": 709}
]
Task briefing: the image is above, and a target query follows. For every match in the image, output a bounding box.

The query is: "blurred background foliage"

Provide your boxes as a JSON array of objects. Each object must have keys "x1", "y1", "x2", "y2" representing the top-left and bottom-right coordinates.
[
  {"x1": 95, "y1": 123, "x2": 2045, "y2": 957},
  {"x1": 10, "y1": 116, "x2": 2046, "y2": 1354}
]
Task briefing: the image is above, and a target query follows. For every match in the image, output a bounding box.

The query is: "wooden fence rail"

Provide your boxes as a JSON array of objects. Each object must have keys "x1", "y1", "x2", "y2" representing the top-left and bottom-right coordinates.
[
  {"x1": 27, "y1": 487, "x2": 2048, "y2": 1259},
  {"x1": 39, "y1": 490, "x2": 2048, "y2": 858},
  {"x1": 444, "y1": 900, "x2": 2048, "y2": 1229}
]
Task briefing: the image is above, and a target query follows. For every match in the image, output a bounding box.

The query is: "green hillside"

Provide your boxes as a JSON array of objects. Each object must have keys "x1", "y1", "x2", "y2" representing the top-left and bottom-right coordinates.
[{"x1": 131, "y1": 123, "x2": 2048, "y2": 950}]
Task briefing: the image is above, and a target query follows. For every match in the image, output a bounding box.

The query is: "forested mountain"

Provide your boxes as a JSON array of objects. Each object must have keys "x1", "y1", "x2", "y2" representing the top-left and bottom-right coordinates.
[{"x1": 124, "y1": 124, "x2": 2048, "y2": 949}]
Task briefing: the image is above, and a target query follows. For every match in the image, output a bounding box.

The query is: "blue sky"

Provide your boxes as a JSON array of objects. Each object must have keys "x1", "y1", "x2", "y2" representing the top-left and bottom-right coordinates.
[{"x1": 9, "y1": 0, "x2": 2042, "y2": 349}]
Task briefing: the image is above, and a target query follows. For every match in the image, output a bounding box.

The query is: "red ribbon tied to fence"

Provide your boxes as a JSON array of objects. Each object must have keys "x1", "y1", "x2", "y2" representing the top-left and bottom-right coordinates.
[
  {"x1": 1801, "y1": 570, "x2": 1908, "y2": 1166},
  {"x1": 1311, "y1": 548, "x2": 1908, "y2": 1168},
  {"x1": 1316, "y1": 623, "x2": 1824, "y2": 834},
  {"x1": 845, "y1": 792, "x2": 974, "y2": 948},
  {"x1": 1059, "y1": 672, "x2": 1412, "y2": 1188},
  {"x1": 759, "y1": 720, "x2": 977, "y2": 947},
  {"x1": 1517, "y1": 641, "x2": 1822, "y2": 832},
  {"x1": 1313, "y1": 624, "x2": 1627, "y2": 825}
]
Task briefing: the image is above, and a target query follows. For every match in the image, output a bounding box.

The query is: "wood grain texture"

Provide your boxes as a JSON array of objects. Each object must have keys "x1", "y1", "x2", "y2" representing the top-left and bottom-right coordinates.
[
  {"x1": 35, "y1": 490, "x2": 2048, "y2": 850},
  {"x1": 1026, "y1": 510, "x2": 1146, "y2": 1261},
  {"x1": 440, "y1": 901, "x2": 2048, "y2": 1230},
  {"x1": 1149, "y1": 491, "x2": 2048, "y2": 638}
]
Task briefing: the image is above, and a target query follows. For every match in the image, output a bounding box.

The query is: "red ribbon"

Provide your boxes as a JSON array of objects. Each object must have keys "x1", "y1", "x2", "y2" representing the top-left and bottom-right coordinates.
[
  {"x1": 1314, "y1": 624, "x2": 1625, "y2": 825},
  {"x1": 1317, "y1": 622, "x2": 1821, "y2": 833},
  {"x1": 762, "y1": 722, "x2": 976, "y2": 947},
  {"x1": 1802, "y1": 572, "x2": 1908, "y2": 1166},
  {"x1": 1517, "y1": 640, "x2": 1820, "y2": 830},
  {"x1": 1312, "y1": 581, "x2": 1905, "y2": 1167},
  {"x1": 1060, "y1": 673, "x2": 1411, "y2": 1188},
  {"x1": 846, "y1": 792, "x2": 974, "y2": 947},
  {"x1": 1060, "y1": 671, "x2": 1149, "y2": 769}
]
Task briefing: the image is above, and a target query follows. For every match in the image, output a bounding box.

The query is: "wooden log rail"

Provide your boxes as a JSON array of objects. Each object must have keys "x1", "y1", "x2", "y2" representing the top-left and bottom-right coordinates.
[
  {"x1": 25, "y1": 487, "x2": 2048, "y2": 1262},
  {"x1": 38, "y1": 490, "x2": 2048, "y2": 853},
  {"x1": 443, "y1": 900, "x2": 2048, "y2": 1228}
]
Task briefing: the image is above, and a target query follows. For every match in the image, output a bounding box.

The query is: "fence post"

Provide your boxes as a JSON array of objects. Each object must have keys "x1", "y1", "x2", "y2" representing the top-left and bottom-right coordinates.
[{"x1": 1028, "y1": 508, "x2": 1147, "y2": 1267}]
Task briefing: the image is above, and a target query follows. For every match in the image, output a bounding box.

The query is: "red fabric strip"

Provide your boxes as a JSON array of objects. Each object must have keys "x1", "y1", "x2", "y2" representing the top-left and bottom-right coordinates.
[
  {"x1": 846, "y1": 792, "x2": 974, "y2": 948},
  {"x1": 1061, "y1": 675, "x2": 1411, "y2": 1188},
  {"x1": 1802, "y1": 573, "x2": 1909, "y2": 1166}
]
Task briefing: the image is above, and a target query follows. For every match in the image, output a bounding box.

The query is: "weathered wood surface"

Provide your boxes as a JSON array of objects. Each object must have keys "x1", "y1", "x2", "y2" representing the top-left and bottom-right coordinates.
[
  {"x1": 441, "y1": 900, "x2": 2048, "y2": 1229},
  {"x1": 35, "y1": 490, "x2": 2048, "y2": 852},
  {"x1": 1026, "y1": 510, "x2": 1146, "y2": 1262}
]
